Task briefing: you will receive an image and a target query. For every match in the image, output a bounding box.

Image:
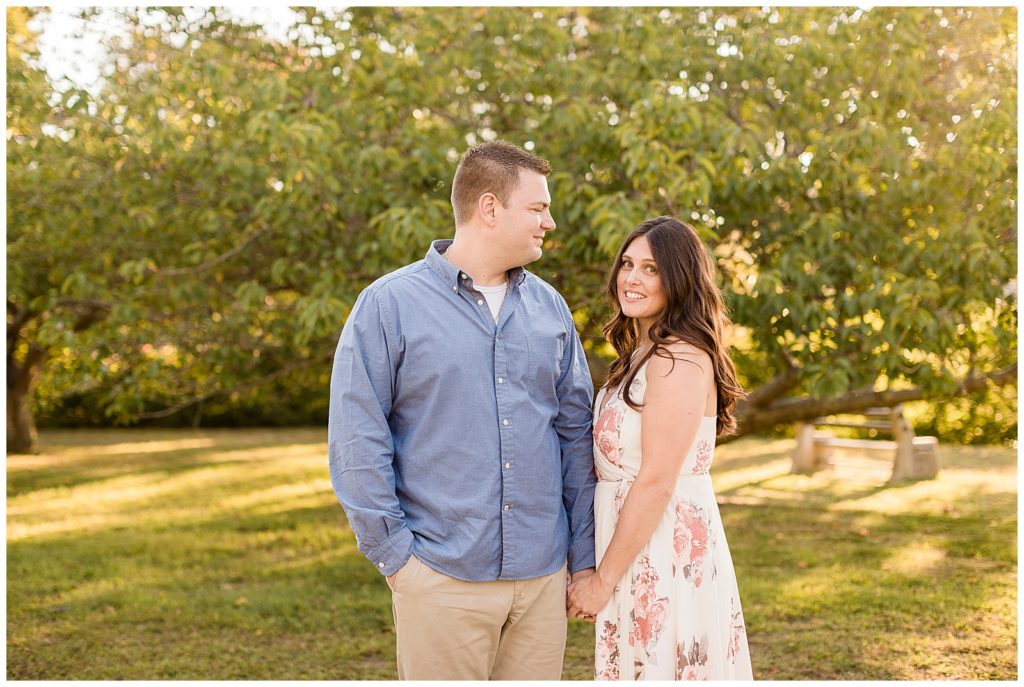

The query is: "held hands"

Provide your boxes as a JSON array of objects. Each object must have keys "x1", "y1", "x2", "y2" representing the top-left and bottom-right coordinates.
[{"x1": 566, "y1": 568, "x2": 614, "y2": 623}]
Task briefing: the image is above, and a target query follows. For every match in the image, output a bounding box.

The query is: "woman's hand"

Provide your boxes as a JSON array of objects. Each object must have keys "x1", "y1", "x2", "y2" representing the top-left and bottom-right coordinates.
[{"x1": 566, "y1": 571, "x2": 615, "y2": 622}]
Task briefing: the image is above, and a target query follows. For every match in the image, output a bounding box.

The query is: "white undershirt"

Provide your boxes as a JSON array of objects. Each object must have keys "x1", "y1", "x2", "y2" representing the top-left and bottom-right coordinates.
[{"x1": 476, "y1": 281, "x2": 508, "y2": 321}]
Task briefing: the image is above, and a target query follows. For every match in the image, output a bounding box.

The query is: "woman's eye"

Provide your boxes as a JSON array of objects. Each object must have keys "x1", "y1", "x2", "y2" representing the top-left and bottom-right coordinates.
[
  {"x1": 621, "y1": 261, "x2": 632, "y2": 269},
  {"x1": 645, "y1": 265, "x2": 657, "y2": 274}
]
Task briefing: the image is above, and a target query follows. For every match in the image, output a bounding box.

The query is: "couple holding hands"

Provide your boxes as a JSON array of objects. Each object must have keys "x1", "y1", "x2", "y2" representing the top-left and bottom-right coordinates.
[{"x1": 329, "y1": 140, "x2": 752, "y2": 680}]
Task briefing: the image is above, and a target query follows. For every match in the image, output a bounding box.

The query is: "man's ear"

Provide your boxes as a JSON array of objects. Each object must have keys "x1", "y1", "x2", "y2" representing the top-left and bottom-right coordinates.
[{"x1": 478, "y1": 192, "x2": 499, "y2": 226}]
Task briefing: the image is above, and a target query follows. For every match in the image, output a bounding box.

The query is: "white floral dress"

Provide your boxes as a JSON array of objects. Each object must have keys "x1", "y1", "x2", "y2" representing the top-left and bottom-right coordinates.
[{"x1": 592, "y1": 359, "x2": 752, "y2": 680}]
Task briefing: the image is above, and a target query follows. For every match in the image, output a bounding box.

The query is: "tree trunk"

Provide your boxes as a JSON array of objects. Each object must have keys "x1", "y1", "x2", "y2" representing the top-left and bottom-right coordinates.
[
  {"x1": 5, "y1": 299, "x2": 110, "y2": 453},
  {"x1": 586, "y1": 347, "x2": 611, "y2": 389},
  {"x1": 7, "y1": 344, "x2": 45, "y2": 454}
]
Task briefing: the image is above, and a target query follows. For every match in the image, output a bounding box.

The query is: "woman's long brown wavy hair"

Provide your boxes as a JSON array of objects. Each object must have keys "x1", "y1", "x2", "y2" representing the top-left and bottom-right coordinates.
[{"x1": 602, "y1": 216, "x2": 745, "y2": 437}]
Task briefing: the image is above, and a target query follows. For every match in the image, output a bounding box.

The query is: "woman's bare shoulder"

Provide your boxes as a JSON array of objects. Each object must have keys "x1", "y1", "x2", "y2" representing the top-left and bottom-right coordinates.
[{"x1": 648, "y1": 339, "x2": 712, "y2": 379}]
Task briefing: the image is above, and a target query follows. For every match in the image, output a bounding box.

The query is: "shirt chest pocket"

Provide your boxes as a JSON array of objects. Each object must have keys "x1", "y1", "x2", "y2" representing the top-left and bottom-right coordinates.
[{"x1": 527, "y1": 335, "x2": 564, "y2": 401}]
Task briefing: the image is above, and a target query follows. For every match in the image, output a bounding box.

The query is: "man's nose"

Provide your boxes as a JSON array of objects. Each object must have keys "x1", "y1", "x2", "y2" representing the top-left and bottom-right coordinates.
[{"x1": 542, "y1": 210, "x2": 556, "y2": 231}]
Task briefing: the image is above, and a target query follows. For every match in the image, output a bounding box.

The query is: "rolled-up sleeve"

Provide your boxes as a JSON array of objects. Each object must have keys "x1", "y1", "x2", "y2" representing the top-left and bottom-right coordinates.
[
  {"x1": 554, "y1": 300, "x2": 597, "y2": 574},
  {"x1": 328, "y1": 287, "x2": 413, "y2": 576}
]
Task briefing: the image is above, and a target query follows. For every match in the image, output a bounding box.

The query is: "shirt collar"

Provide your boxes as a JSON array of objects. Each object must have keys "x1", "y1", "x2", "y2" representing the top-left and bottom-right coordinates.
[{"x1": 425, "y1": 239, "x2": 527, "y2": 289}]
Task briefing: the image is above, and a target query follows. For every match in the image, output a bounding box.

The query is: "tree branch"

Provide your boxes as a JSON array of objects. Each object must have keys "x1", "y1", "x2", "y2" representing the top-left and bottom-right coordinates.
[
  {"x1": 738, "y1": 349, "x2": 800, "y2": 408},
  {"x1": 64, "y1": 300, "x2": 113, "y2": 332},
  {"x1": 160, "y1": 224, "x2": 268, "y2": 277},
  {"x1": 7, "y1": 300, "x2": 37, "y2": 347},
  {"x1": 728, "y1": 363, "x2": 1018, "y2": 440}
]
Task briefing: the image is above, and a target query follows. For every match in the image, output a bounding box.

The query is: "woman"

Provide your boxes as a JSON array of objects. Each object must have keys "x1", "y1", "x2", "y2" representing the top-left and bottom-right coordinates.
[{"x1": 566, "y1": 216, "x2": 752, "y2": 680}]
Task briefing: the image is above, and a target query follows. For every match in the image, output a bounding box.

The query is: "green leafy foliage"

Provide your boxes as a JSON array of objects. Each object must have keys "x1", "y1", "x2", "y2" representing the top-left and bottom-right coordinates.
[{"x1": 7, "y1": 7, "x2": 1016, "y2": 442}]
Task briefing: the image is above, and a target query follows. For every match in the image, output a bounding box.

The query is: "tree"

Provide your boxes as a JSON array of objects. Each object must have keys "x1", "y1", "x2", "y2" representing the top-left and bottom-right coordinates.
[
  {"x1": 7, "y1": 7, "x2": 1016, "y2": 452},
  {"x1": 5, "y1": 7, "x2": 111, "y2": 452}
]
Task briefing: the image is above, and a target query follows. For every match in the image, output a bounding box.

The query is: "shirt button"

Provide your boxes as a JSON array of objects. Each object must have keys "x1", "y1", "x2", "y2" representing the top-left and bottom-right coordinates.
[
  {"x1": 504, "y1": 462, "x2": 511, "y2": 469},
  {"x1": 497, "y1": 377, "x2": 504, "y2": 384},
  {"x1": 502, "y1": 419, "x2": 509, "y2": 426},
  {"x1": 503, "y1": 504, "x2": 511, "y2": 511},
  {"x1": 477, "y1": 299, "x2": 485, "y2": 305},
  {"x1": 452, "y1": 285, "x2": 457, "y2": 291},
  {"x1": 378, "y1": 562, "x2": 385, "y2": 568},
  {"x1": 461, "y1": 273, "x2": 468, "y2": 280}
]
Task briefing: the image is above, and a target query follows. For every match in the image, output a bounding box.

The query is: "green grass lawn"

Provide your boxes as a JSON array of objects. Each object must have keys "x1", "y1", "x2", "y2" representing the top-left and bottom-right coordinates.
[{"x1": 7, "y1": 429, "x2": 1017, "y2": 679}]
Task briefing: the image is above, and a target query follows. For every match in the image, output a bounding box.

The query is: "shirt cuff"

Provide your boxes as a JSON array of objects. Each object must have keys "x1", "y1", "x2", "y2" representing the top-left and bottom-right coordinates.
[
  {"x1": 567, "y1": 539, "x2": 596, "y2": 575},
  {"x1": 365, "y1": 527, "x2": 414, "y2": 577}
]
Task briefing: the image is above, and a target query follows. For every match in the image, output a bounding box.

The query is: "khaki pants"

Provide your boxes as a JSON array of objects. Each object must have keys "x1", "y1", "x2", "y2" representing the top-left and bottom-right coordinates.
[{"x1": 389, "y1": 555, "x2": 568, "y2": 680}]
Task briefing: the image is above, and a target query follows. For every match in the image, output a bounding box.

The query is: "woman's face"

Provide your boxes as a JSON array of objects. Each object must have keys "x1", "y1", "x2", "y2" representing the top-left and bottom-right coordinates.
[{"x1": 616, "y1": 235, "x2": 667, "y2": 326}]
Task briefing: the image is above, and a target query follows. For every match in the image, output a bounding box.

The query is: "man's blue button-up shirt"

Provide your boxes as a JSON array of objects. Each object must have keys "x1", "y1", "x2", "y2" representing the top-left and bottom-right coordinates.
[{"x1": 328, "y1": 240, "x2": 596, "y2": 581}]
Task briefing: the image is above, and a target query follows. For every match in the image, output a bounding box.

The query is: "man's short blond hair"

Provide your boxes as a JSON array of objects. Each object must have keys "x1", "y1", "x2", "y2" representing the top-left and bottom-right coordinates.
[{"x1": 450, "y1": 141, "x2": 552, "y2": 225}]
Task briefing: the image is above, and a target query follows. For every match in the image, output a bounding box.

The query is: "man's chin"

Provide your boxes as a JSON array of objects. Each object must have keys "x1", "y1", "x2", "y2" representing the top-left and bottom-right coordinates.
[{"x1": 511, "y1": 248, "x2": 543, "y2": 268}]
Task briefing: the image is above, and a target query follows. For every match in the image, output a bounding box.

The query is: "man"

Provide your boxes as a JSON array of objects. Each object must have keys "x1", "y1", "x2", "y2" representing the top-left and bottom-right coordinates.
[{"x1": 328, "y1": 140, "x2": 596, "y2": 680}]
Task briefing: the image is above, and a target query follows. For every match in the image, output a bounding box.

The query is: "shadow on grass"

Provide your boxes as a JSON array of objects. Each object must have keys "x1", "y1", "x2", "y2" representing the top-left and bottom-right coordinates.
[
  {"x1": 7, "y1": 498, "x2": 400, "y2": 679},
  {"x1": 728, "y1": 504, "x2": 1015, "y2": 678},
  {"x1": 8, "y1": 428, "x2": 326, "y2": 496},
  {"x1": 7, "y1": 430, "x2": 1017, "y2": 680},
  {"x1": 711, "y1": 437, "x2": 795, "y2": 472},
  {"x1": 712, "y1": 442, "x2": 1017, "y2": 679}
]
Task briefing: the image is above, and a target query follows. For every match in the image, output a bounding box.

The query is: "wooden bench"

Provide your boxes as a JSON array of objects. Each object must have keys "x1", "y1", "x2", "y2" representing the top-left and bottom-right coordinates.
[{"x1": 791, "y1": 405, "x2": 940, "y2": 482}]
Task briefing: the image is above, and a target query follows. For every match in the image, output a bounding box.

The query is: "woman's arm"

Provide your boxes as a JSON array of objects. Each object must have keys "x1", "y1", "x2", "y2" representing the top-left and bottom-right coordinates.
[{"x1": 567, "y1": 342, "x2": 712, "y2": 618}]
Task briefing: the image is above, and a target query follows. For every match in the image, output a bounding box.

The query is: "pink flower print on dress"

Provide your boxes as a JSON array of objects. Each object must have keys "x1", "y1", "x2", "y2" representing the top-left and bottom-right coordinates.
[
  {"x1": 613, "y1": 481, "x2": 627, "y2": 518},
  {"x1": 726, "y1": 600, "x2": 747, "y2": 663},
  {"x1": 675, "y1": 634, "x2": 710, "y2": 680},
  {"x1": 673, "y1": 501, "x2": 711, "y2": 586},
  {"x1": 628, "y1": 555, "x2": 670, "y2": 662},
  {"x1": 596, "y1": 620, "x2": 620, "y2": 680},
  {"x1": 633, "y1": 658, "x2": 645, "y2": 681},
  {"x1": 692, "y1": 439, "x2": 712, "y2": 474},
  {"x1": 593, "y1": 399, "x2": 624, "y2": 467}
]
